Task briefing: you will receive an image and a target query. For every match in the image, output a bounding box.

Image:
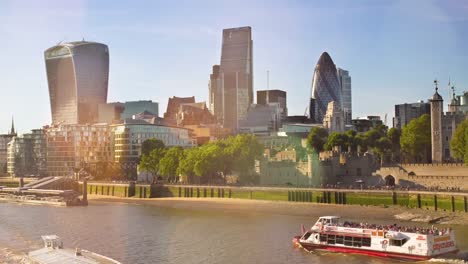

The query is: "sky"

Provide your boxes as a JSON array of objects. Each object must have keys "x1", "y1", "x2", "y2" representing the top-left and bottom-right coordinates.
[{"x1": 0, "y1": 0, "x2": 467, "y2": 133}]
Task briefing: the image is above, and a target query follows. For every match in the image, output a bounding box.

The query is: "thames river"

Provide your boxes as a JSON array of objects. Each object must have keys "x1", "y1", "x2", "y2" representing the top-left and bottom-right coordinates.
[{"x1": 0, "y1": 201, "x2": 467, "y2": 264}]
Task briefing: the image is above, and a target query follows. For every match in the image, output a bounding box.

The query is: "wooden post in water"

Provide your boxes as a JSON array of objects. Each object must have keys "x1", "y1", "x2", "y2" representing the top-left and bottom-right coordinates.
[
  {"x1": 288, "y1": 191, "x2": 291, "y2": 201},
  {"x1": 190, "y1": 188, "x2": 193, "y2": 197},
  {"x1": 124, "y1": 186, "x2": 128, "y2": 197},
  {"x1": 464, "y1": 197, "x2": 467, "y2": 213},
  {"x1": 211, "y1": 188, "x2": 214, "y2": 198},
  {"x1": 112, "y1": 186, "x2": 115, "y2": 196},
  {"x1": 327, "y1": 192, "x2": 332, "y2": 204},
  {"x1": 417, "y1": 194, "x2": 421, "y2": 208},
  {"x1": 451, "y1": 196, "x2": 455, "y2": 212},
  {"x1": 393, "y1": 192, "x2": 398, "y2": 206},
  {"x1": 434, "y1": 195, "x2": 438, "y2": 211},
  {"x1": 229, "y1": 189, "x2": 232, "y2": 198},
  {"x1": 82, "y1": 178, "x2": 88, "y2": 205},
  {"x1": 196, "y1": 188, "x2": 200, "y2": 198},
  {"x1": 203, "y1": 188, "x2": 207, "y2": 197},
  {"x1": 343, "y1": 192, "x2": 347, "y2": 204},
  {"x1": 221, "y1": 189, "x2": 225, "y2": 198}
]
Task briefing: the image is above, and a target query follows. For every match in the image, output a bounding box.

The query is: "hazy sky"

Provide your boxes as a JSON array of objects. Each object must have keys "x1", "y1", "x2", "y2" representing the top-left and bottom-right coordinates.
[{"x1": 0, "y1": 0, "x2": 467, "y2": 133}]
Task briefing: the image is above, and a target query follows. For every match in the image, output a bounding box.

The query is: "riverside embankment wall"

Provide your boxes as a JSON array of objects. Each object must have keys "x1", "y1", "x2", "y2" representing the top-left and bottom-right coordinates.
[{"x1": 79, "y1": 182, "x2": 468, "y2": 213}]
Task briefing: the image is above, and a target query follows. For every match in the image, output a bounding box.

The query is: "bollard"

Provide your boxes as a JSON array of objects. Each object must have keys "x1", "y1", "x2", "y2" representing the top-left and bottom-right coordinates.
[
  {"x1": 434, "y1": 195, "x2": 438, "y2": 211},
  {"x1": 229, "y1": 189, "x2": 232, "y2": 198},
  {"x1": 417, "y1": 194, "x2": 421, "y2": 208},
  {"x1": 451, "y1": 196, "x2": 455, "y2": 212},
  {"x1": 393, "y1": 192, "x2": 398, "y2": 206}
]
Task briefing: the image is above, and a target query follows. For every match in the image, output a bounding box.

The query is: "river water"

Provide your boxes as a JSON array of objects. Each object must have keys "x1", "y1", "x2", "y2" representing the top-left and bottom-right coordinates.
[{"x1": 0, "y1": 201, "x2": 467, "y2": 264}]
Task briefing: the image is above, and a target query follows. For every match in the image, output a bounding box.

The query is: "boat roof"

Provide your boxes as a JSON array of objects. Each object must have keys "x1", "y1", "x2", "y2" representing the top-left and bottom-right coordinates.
[
  {"x1": 319, "y1": 216, "x2": 341, "y2": 219},
  {"x1": 42, "y1": 235, "x2": 61, "y2": 240}
]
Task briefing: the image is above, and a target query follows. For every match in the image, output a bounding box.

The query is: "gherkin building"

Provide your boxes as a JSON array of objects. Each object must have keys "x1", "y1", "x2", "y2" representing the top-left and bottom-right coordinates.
[{"x1": 310, "y1": 52, "x2": 341, "y2": 123}]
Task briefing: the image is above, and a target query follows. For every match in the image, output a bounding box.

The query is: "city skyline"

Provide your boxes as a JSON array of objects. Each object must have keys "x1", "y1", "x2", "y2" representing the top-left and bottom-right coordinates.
[{"x1": 1, "y1": 0, "x2": 468, "y2": 133}]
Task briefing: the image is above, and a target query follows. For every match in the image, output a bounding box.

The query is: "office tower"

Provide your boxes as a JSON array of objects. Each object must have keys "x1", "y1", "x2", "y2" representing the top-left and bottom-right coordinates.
[
  {"x1": 310, "y1": 52, "x2": 341, "y2": 123},
  {"x1": 393, "y1": 101, "x2": 430, "y2": 130},
  {"x1": 337, "y1": 68, "x2": 352, "y2": 125},
  {"x1": 45, "y1": 41, "x2": 109, "y2": 125},
  {"x1": 211, "y1": 26, "x2": 253, "y2": 130},
  {"x1": 257, "y1": 89, "x2": 287, "y2": 119},
  {"x1": 209, "y1": 65, "x2": 223, "y2": 122}
]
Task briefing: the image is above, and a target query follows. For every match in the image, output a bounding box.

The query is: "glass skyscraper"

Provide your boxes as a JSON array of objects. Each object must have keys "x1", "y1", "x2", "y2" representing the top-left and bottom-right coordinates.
[
  {"x1": 337, "y1": 68, "x2": 352, "y2": 125},
  {"x1": 310, "y1": 52, "x2": 342, "y2": 123},
  {"x1": 210, "y1": 27, "x2": 253, "y2": 130},
  {"x1": 45, "y1": 41, "x2": 109, "y2": 125}
]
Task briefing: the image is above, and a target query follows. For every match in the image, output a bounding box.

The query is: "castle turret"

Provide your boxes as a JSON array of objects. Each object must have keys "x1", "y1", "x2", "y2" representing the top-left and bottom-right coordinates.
[{"x1": 430, "y1": 80, "x2": 443, "y2": 163}]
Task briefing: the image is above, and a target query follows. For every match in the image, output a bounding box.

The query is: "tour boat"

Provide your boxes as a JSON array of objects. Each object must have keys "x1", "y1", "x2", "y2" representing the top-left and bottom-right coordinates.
[
  {"x1": 293, "y1": 216, "x2": 458, "y2": 261},
  {"x1": 28, "y1": 235, "x2": 121, "y2": 264}
]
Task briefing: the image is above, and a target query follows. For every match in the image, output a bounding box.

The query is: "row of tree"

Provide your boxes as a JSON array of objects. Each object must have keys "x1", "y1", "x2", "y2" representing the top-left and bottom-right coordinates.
[
  {"x1": 138, "y1": 134, "x2": 263, "y2": 184},
  {"x1": 306, "y1": 114, "x2": 432, "y2": 163}
]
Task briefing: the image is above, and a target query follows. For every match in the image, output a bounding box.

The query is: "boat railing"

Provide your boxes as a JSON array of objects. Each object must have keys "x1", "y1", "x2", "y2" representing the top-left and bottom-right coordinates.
[{"x1": 323, "y1": 221, "x2": 452, "y2": 236}]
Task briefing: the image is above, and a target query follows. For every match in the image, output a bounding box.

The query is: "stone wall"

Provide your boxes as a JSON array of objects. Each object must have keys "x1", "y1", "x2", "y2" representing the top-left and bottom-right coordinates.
[{"x1": 374, "y1": 163, "x2": 468, "y2": 190}]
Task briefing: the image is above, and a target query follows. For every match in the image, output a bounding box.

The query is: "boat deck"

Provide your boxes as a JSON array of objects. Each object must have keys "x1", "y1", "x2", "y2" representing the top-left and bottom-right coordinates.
[{"x1": 28, "y1": 248, "x2": 120, "y2": 264}]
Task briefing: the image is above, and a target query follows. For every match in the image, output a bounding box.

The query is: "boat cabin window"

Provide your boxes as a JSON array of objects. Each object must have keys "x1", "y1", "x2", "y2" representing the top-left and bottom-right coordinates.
[
  {"x1": 302, "y1": 232, "x2": 312, "y2": 240},
  {"x1": 331, "y1": 235, "x2": 371, "y2": 247},
  {"x1": 390, "y1": 238, "x2": 408, "y2": 247}
]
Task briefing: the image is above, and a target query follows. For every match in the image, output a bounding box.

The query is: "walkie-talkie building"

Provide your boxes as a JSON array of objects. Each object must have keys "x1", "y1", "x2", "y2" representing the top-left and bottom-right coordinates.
[
  {"x1": 45, "y1": 41, "x2": 109, "y2": 125},
  {"x1": 310, "y1": 52, "x2": 341, "y2": 123}
]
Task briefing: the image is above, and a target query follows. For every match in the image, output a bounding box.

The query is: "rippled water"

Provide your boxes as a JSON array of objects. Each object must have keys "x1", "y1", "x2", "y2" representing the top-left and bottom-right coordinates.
[{"x1": 0, "y1": 201, "x2": 466, "y2": 264}]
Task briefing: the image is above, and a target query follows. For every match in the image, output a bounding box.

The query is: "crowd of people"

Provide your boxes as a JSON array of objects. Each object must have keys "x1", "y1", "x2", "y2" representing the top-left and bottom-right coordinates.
[{"x1": 340, "y1": 221, "x2": 452, "y2": 236}]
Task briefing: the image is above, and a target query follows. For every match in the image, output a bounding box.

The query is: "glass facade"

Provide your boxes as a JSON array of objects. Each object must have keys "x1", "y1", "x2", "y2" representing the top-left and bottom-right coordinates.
[
  {"x1": 337, "y1": 68, "x2": 352, "y2": 125},
  {"x1": 112, "y1": 124, "x2": 195, "y2": 163},
  {"x1": 311, "y1": 52, "x2": 341, "y2": 123},
  {"x1": 46, "y1": 124, "x2": 112, "y2": 177},
  {"x1": 45, "y1": 41, "x2": 109, "y2": 125}
]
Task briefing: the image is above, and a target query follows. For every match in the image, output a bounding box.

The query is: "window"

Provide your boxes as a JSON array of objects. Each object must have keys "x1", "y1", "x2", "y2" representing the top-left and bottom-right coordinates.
[
  {"x1": 319, "y1": 234, "x2": 327, "y2": 242},
  {"x1": 390, "y1": 238, "x2": 408, "y2": 247},
  {"x1": 362, "y1": 237, "x2": 371, "y2": 247},
  {"x1": 336, "y1": 236, "x2": 344, "y2": 244},
  {"x1": 344, "y1": 236, "x2": 353, "y2": 246}
]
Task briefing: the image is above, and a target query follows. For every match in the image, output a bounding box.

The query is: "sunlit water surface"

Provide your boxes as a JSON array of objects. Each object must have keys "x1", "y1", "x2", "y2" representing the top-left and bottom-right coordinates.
[{"x1": 0, "y1": 202, "x2": 467, "y2": 264}]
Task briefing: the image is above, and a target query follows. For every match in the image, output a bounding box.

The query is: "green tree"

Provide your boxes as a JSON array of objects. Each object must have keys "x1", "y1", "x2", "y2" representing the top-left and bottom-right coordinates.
[
  {"x1": 450, "y1": 119, "x2": 468, "y2": 163},
  {"x1": 306, "y1": 127, "x2": 329, "y2": 153},
  {"x1": 324, "y1": 132, "x2": 349, "y2": 151},
  {"x1": 159, "y1": 147, "x2": 184, "y2": 182},
  {"x1": 141, "y1": 138, "x2": 165, "y2": 157},
  {"x1": 138, "y1": 148, "x2": 166, "y2": 181},
  {"x1": 345, "y1": 130, "x2": 358, "y2": 152},
  {"x1": 387, "y1": 127, "x2": 401, "y2": 162},
  {"x1": 400, "y1": 114, "x2": 431, "y2": 162}
]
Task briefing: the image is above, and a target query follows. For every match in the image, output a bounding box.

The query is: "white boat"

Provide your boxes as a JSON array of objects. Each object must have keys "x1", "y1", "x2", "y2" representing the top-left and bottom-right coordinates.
[
  {"x1": 293, "y1": 216, "x2": 458, "y2": 261},
  {"x1": 28, "y1": 235, "x2": 121, "y2": 264}
]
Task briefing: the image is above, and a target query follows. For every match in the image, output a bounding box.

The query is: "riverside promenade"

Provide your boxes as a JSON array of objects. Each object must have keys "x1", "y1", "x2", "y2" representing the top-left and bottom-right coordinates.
[{"x1": 79, "y1": 182, "x2": 468, "y2": 214}]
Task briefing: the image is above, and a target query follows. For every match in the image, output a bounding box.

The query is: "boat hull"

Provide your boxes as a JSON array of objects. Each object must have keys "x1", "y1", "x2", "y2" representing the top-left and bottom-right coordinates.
[{"x1": 298, "y1": 242, "x2": 458, "y2": 261}]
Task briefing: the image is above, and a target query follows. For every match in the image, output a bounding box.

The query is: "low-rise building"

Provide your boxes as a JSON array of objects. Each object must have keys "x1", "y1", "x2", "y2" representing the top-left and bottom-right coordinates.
[
  {"x1": 112, "y1": 122, "x2": 195, "y2": 163},
  {"x1": 46, "y1": 124, "x2": 113, "y2": 177},
  {"x1": 7, "y1": 129, "x2": 47, "y2": 177}
]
